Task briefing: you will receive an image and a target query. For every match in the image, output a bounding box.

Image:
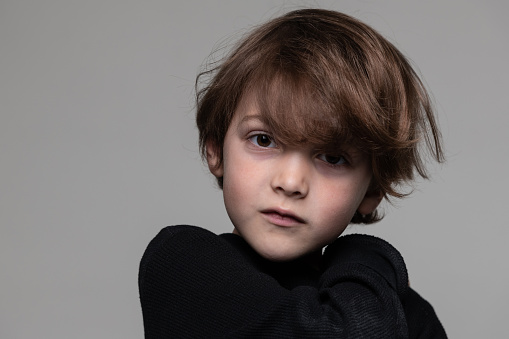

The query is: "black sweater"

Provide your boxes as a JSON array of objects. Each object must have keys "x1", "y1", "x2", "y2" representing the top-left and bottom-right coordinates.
[{"x1": 139, "y1": 225, "x2": 446, "y2": 338}]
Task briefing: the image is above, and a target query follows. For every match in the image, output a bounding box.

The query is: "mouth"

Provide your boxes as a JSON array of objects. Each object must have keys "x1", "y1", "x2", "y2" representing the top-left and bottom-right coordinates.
[{"x1": 260, "y1": 208, "x2": 305, "y2": 227}]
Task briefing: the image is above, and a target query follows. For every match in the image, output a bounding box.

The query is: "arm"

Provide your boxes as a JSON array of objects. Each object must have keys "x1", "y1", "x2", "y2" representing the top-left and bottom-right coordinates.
[
  {"x1": 139, "y1": 225, "x2": 409, "y2": 338},
  {"x1": 402, "y1": 287, "x2": 448, "y2": 338}
]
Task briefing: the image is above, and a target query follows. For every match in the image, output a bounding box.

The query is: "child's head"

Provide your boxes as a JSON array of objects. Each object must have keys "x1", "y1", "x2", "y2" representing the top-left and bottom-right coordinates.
[{"x1": 196, "y1": 9, "x2": 443, "y2": 259}]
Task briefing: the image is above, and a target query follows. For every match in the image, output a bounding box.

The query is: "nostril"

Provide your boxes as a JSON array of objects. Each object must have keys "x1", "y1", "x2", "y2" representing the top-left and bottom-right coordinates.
[
  {"x1": 271, "y1": 166, "x2": 309, "y2": 198},
  {"x1": 275, "y1": 185, "x2": 303, "y2": 197}
]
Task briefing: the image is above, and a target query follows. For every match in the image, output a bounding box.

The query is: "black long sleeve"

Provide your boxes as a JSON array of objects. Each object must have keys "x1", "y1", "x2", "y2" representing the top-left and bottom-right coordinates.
[{"x1": 139, "y1": 225, "x2": 445, "y2": 338}]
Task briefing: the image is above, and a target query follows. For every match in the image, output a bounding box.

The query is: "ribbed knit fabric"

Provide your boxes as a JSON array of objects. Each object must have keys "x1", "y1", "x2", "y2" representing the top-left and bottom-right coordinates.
[{"x1": 139, "y1": 225, "x2": 446, "y2": 338}]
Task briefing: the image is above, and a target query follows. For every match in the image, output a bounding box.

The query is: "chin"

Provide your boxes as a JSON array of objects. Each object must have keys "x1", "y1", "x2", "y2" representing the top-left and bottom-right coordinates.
[{"x1": 254, "y1": 243, "x2": 309, "y2": 262}]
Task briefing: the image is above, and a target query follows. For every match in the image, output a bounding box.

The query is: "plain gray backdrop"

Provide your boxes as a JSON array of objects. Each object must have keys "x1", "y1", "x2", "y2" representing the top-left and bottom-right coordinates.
[{"x1": 2, "y1": 0, "x2": 508, "y2": 338}]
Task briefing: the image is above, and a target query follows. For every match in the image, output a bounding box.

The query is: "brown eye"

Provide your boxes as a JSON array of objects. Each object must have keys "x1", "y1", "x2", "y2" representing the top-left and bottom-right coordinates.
[
  {"x1": 249, "y1": 134, "x2": 276, "y2": 148},
  {"x1": 318, "y1": 154, "x2": 347, "y2": 165},
  {"x1": 257, "y1": 135, "x2": 272, "y2": 147}
]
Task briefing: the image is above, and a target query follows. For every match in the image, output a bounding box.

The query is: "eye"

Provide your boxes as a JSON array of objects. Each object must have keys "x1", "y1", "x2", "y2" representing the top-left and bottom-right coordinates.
[
  {"x1": 317, "y1": 154, "x2": 347, "y2": 166},
  {"x1": 248, "y1": 134, "x2": 276, "y2": 148}
]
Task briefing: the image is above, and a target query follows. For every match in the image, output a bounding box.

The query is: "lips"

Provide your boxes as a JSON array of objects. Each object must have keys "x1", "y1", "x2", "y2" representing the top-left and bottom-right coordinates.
[{"x1": 261, "y1": 208, "x2": 305, "y2": 227}]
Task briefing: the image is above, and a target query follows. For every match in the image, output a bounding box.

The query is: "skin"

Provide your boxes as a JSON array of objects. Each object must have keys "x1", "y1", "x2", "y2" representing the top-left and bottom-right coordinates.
[{"x1": 207, "y1": 99, "x2": 383, "y2": 262}]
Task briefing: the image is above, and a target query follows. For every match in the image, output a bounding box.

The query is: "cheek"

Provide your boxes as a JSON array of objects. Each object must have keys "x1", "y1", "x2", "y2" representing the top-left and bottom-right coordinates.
[
  {"x1": 313, "y1": 199, "x2": 356, "y2": 246},
  {"x1": 221, "y1": 155, "x2": 260, "y2": 222},
  {"x1": 320, "y1": 196, "x2": 356, "y2": 225},
  {"x1": 313, "y1": 181, "x2": 368, "y2": 230}
]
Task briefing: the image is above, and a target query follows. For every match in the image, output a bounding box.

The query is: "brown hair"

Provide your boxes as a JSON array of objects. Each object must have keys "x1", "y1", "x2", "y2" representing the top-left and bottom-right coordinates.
[{"x1": 196, "y1": 8, "x2": 444, "y2": 223}]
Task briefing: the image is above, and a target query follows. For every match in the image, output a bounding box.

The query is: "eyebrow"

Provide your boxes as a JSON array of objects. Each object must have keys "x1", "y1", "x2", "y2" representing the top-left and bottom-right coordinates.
[
  {"x1": 239, "y1": 114, "x2": 264, "y2": 125},
  {"x1": 235, "y1": 114, "x2": 267, "y2": 132}
]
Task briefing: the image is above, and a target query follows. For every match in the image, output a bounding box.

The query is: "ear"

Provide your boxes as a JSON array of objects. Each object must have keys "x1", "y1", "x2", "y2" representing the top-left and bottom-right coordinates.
[
  {"x1": 205, "y1": 140, "x2": 223, "y2": 178},
  {"x1": 357, "y1": 189, "x2": 384, "y2": 215}
]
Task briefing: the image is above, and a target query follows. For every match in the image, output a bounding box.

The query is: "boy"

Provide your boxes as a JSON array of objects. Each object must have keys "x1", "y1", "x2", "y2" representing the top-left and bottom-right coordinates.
[{"x1": 139, "y1": 9, "x2": 447, "y2": 338}]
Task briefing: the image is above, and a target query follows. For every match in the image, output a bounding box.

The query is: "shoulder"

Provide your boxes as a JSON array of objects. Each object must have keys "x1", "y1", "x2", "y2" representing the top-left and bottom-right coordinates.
[
  {"x1": 139, "y1": 225, "x2": 255, "y2": 280},
  {"x1": 139, "y1": 226, "x2": 220, "y2": 281},
  {"x1": 141, "y1": 225, "x2": 209, "y2": 258},
  {"x1": 144, "y1": 224, "x2": 215, "y2": 245},
  {"x1": 141, "y1": 224, "x2": 220, "y2": 254}
]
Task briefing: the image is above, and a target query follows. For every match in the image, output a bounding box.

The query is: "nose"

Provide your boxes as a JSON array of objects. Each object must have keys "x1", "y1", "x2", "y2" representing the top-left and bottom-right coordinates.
[{"x1": 271, "y1": 152, "x2": 310, "y2": 198}]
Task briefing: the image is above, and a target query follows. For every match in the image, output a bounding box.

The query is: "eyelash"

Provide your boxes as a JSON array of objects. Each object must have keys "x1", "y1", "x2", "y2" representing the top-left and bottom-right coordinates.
[
  {"x1": 316, "y1": 154, "x2": 348, "y2": 167},
  {"x1": 247, "y1": 133, "x2": 349, "y2": 167}
]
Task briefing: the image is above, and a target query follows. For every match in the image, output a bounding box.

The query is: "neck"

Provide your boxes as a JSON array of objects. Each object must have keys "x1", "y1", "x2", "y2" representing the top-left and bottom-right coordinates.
[{"x1": 299, "y1": 249, "x2": 323, "y2": 271}]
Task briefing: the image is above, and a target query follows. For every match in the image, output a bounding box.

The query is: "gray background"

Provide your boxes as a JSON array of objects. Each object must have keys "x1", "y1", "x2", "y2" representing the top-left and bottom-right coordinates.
[{"x1": 1, "y1": 0, "x2": 508, "y2": 338}]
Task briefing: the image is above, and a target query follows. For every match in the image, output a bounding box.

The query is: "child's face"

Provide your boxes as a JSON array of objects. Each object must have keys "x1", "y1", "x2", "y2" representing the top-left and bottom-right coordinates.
[{"x1": 208, "y1": 99, "x2": 382, "y2": 262}]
